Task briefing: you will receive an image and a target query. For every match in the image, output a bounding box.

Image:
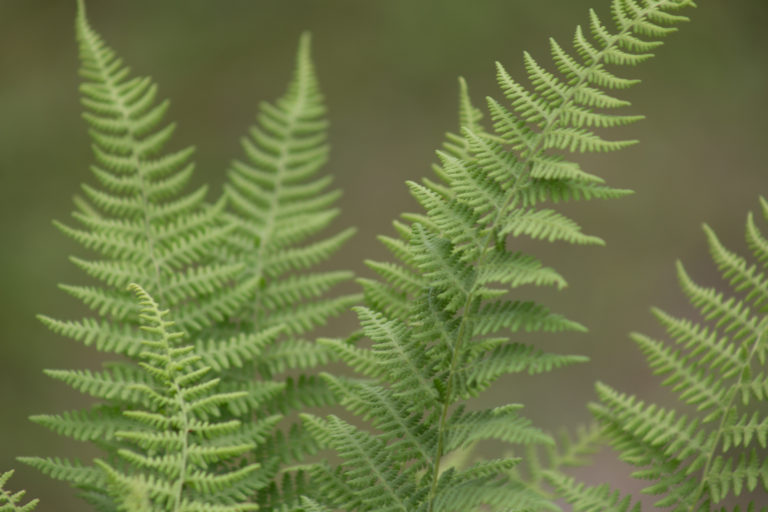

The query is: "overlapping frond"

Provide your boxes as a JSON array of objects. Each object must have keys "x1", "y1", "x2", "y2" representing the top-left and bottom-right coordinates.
[
  {"x1": 36, "y1": 10, "x2": 266, "y2": 483},
  {"x1": 95, "y1": 284, "x2": 263, "y2": 512},
  {"x1": 31, "y1": 5, "x2": 357, "y2": 509},
  {"x1": 0, "y1": 470, "x2": 38, "y2": 512},
  {"x1": 207, "y1": 32, "x2": 360, "y2": 508},
  {"x1": 51, "y1": 0, "x2": 257, "y2": 342},
  {"x1": 24, "y1": 285, "x2": 270, "y2": 511},
  {"x1": 304, "y1": 0, "x2": 693, "y2": 510},
  {"x1": 220, "y1": 31, "x2": 359, "y2": 338},
  {"x1": 572, "y1": 198, "x2": 768, "y2": 511}
]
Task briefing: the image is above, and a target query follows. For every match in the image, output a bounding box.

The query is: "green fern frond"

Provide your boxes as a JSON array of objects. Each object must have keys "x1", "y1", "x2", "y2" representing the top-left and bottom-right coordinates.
[
  {"x1": 60, "y1": 2, "x2": 255, "y2": 331},
  {"x1": 205, "y1": 32, "x2": 361, "y2": 507},
  {"x1": 0, "y1": 470, "x2": 38, "y2": 512},
  {"x1": 582, "y1": 198, "x2": 768, "y2": 511},
  {"x1": 220, "y1": 31, "x2": 360, "y2": 336},
  {"x1": 91, "y1": 284, "x2": 261, "y2": 511},
  {"x1": 304, "y1": 0, "x2": 694, "y2": 510},
  {"x1": 26, "y1": 284, "x2": 269, "y2": 511}
]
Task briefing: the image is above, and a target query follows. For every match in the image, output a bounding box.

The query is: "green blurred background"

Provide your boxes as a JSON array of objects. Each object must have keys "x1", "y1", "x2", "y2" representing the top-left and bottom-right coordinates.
[{"x1": 1, "y1": 1, "x2": 766, "y2": 509}]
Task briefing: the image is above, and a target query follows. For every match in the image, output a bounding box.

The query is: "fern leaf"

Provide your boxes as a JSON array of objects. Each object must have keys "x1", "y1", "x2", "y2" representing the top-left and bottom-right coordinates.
[
  {"x1": 583, "y1": 198, "x2": 768, "y2": 510},
  {"x1": 0, "y1": 470, "x2": 39, "y2": 512},
  {"x1": 90, "y1": 283, "x2": 263, "y2": 511},
  {"x1": 305, "y1": 1, "x2": 695, "y2": 511}
]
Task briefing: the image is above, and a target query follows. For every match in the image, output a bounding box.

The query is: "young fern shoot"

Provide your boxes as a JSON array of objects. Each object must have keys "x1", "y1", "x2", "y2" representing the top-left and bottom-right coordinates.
[
  {"x1": 554, "y1": 198, "x2": 768, "y2": 511},
  {"x1": 302, "y1": 0, "x2": 695, "y2": 510}
]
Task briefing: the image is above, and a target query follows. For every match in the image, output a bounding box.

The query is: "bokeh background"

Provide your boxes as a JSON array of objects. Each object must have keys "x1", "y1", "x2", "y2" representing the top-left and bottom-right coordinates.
[{"x1": 1, "y1": 1, "x2": 766, "y2": 509}]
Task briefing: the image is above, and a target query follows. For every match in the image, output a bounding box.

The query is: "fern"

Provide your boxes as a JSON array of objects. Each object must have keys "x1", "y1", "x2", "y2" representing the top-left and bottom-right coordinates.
[
  {"x1": 26, "y1": 2, "x2": 355, "y2": 510},
  {"x1": 302, "y1": 0, "x2": 694, "y2": 510},
  {"x1": 45, "y1": 0, "x2": 258, "y2": 342},
  {"x1": 219, "y1": 31, "x2": 359, "y2": 339},
  {"x1": 556, "y1": 198, "x2": 768, "y2": 511},
  {"x1": 24, "y1": 284, "x2": 267, "y2": 511},
  {"x1": 0, "y1": 471, "x2": 38, "y2": 512},
  {"x1": 27, "y1": 1, "x2": 262, "y2": 501},
  {"x1": 207, "y1": 30, "x2": 362, "y2": 510}
]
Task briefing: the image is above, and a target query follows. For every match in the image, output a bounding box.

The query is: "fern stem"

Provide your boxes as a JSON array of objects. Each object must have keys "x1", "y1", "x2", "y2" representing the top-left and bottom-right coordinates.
[
  {"x1": 425, "y1": 3, "x2": 674, "y2": 509},
  {"x1": 685, "y1": 318, "x2": 768, "y2": 510}
]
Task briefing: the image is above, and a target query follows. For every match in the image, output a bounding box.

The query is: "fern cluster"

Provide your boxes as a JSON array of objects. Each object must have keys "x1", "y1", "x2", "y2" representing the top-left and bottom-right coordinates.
[
  {"x1": 22, "y1": 1, "x2": 354, "y2": 510},
  {"x1": 300, "y1": 1, "x2": 694, "y2": 511},
  {"x1": 12, "y1": 0, "x2": 768, "y2": 510}
]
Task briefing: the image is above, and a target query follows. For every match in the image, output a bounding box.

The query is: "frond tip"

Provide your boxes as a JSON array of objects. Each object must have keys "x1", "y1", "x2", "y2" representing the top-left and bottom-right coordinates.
[{"x1": 0, "y1": 470, "x2": 39, "y2": 512}]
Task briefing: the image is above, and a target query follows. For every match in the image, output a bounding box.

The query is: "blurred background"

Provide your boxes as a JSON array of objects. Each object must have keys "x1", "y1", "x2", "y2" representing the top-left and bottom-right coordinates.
[{"x1": 1, "y1": 0, "x2": 766, "y2": 509}]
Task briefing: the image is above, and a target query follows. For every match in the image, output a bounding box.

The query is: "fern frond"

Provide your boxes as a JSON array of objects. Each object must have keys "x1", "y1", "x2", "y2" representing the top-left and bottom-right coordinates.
[
  {"x1": 219, "y1": 32, "x2": 359, "y2": 335},
  {"x1": 208, "y1": 33, "x2": 361, "y2": 507},
  {"x1": 584, "y1": 198, "x2": 768, "y2": 511},
  {"x1": 37, "y1": 14, "x2": 267, "y2": 502},
  {"x1": 0, "y1": 470, "x2": 39, "y2": 512},
  {"x1": 54, "y1": 1, "x2": 256, "y2": 334},
  {"x1": 27, "y1": 283, "x2": 265, "y2": 511},
  {"x1": 305, "y1": 0, "x2": 694, "y2": 510}
]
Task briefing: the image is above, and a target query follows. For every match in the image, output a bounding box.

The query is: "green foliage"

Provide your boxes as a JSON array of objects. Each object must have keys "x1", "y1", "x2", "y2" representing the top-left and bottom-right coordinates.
[
  {"x1": 24, "y1": 1, "x2": 355, "y2": 510},
  {"x1": 559, "y1": 200, "x2": 768, "y2": 511},
  {"x1": 95, "y1": 284, "x2": 263, "y2": 511},
  {"x1": 301, "y1": 0, "x2": 695, "y2": 510},
  {"x1": 13, "y1": 0, "x2": 768, "y2": 510},
  {"x1": 23, "y1": 285, "x2": 267, "y2": 511},
  {"x1": 0, "y1": 471, "x2": 38, "y2": 512}
]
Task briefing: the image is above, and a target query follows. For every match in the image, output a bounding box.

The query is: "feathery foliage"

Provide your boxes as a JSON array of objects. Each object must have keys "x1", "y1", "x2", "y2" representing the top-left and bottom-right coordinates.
[
  {"x1": 302, "y1": 1, "x2": 695, "y2": 510},
  {"x1": 208, "y1": 30, "x2": 361, "y2": 510},
  {"x1": 94, "y1": 284, "x2": 264, "y2": 512},
  {"x1": 0, "y1": 471, "x2": 38, "y2": 512},
  {"x1": 558, "y1": 198, "x2": 768, "y2": 511},
  {"x1": 220, "y1": 31, "x2": 359, "y2": 339},
  {"x1": 23, "y1": 285, "x2": 268, "y2": 511},
  {"x1": 26, "y1": 2, "x2": 355, "y2": 510}
]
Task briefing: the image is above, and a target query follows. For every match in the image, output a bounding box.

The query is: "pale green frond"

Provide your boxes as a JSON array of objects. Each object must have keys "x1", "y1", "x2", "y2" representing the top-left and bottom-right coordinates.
[
  {"x1": 499, "y1": 208, "x2": 605, "y2": 245},
  {"x1": 318, "y1": 1, "x2": 696, "y2": 510},
  {"x1": 591, "y1": 202, "x2": 768, "y2": 508},
  {"x1": 546, "y1": 472, "x2": 640, "y2": 512},
  {"x1": 0, "y1": 470, "x2": 39, "y2": 512}
]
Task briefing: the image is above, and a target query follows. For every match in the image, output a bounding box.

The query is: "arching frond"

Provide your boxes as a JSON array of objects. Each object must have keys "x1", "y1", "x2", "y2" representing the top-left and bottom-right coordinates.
[{"x1": 304, "y1": 0, "x2": 694, "y2": 510}]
